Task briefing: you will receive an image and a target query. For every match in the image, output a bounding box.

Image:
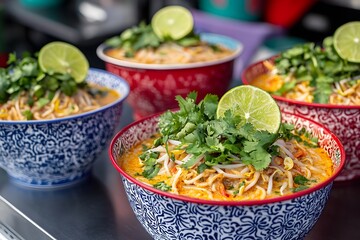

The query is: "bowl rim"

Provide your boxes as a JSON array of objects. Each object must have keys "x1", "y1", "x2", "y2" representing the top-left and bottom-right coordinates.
[
  {"x1": 96, "y1": 32, "x2": 243, "y2": 70},
  {"x1": 109, "y1": 111, "x2": 346, "y2": 206},
  {"x1": 242, "y1": 57, "x2": 360, "y2": 109},
  {"x1": 0, "y1": 68, "x2": 130, "y2": 125}
]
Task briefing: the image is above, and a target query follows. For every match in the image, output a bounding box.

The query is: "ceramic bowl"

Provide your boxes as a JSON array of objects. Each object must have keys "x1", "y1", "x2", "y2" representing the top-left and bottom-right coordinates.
[
  {"x1": 0, "y1": 68, "x2": 130, "y2": 188},
  {"x1": 242, "y1": 59, "x2": 360, "y2": 181},
  {"x1": 97, "y1": 33, "x2": 242, "y2": 120},
  {"x1": 109, "y1": 112, "x2": 345, "y2": 240}
]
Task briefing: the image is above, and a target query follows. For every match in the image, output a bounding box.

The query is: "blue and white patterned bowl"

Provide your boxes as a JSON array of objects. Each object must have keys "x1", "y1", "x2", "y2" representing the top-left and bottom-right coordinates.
[
  {"x1": 0, "y1": 68, "x2": 129, "y2": 188},
  {"x1": 109, "y1": 112, "x2": 345, "y2": 240}
]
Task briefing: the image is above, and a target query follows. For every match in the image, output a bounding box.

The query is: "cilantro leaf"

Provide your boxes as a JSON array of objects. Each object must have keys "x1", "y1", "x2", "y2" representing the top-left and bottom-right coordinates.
[
  {"x1": 294, "y1": 175, "x2": 310, "y2": 185},
  {"x1": 153, "y1": 181, "x2": 171, "y2": 191},
  {"x1": 158, "y1": 93, "x2": 281, "y2": 171},
  {"x1": 106, "y1": 21, "x2": 201, "y2": 57},
  {"x1": 139, "y1": 151, "x2": 161, "y2": 179},
  {"x1": 292, "y1": 175, "x2": 317, "y2": 193},
  {"x1": 22, "y1": 110, "x2": 33, "y2": 120},
  {"x1": 273, "y1": 37, "x2": 360, "y2": 103},
  {"x1": 0, "y1": 52, "x2": 87, "y2": 110}
]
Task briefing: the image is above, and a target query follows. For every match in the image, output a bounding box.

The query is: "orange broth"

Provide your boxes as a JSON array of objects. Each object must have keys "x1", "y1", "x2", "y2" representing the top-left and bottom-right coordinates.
[
  {"x1": 119, "y1": 136, "x2": 334, "y2": 201},
  {"x1": 106, "y1": 43, "x2": 234, "y2": 65},
  {"x1": 92, "y1": 84, "x2": 120, "y2": 106}
]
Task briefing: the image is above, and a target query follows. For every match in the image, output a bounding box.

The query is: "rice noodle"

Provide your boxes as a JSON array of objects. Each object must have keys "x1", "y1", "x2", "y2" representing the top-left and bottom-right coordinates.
[
  {"x1": 256, "y1": 185, "x2": 267, "y2": 200},
  {"x1": 126, "y1": 135, "x2": 333, "y2": 201},
  {"x1": 244, "y1": 172, "x2": 260, "y2": 192},
  {"x1": 172, "y1": 168, "x2": 182, "y2": 194},
  {"x1": 259, "y1": 61, "x2": 360, "y2": 105},
  {"x1": 106, "y1": 42, "x2": 234, "y2": 65},
  {"x1": 0, "y1": 84, "x2": 116, "y2": 121}
]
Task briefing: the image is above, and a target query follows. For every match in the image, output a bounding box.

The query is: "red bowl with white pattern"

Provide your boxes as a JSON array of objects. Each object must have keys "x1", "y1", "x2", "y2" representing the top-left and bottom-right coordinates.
[
  {"x1": 242, "y1": 58, "x2": 360, "y2": 181},
  {"x1": 97, "y1": 33, "x2": 242, "y2": 120}
]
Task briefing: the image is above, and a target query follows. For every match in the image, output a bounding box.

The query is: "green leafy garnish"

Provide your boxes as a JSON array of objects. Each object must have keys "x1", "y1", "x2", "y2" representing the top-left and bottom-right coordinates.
[
  {"x1": 158, "y1": 93, "x2": 280, "y2": 171},
  {"x1": 278, "y1": 123, "x2": 318, "y2": 147},
  {"x1": 106, "y1": 21, "x2": 201, "y2": 57},
  {"x1": 22, "y1": 110, "x2": 33, "y2": 120},
  {"x1": 294, "y1": 175, "x2": 310, "y2": 185},
  {"x1": 273, "y1": 37, "x2": 360, "y2": 103},
  {"x1": 139, "y1": 150, "x2": 160, "y2": 179},
  {"x1": 139, "y1": 93, "x2": 320, "y2": 178},
  {"x1": 292, "y1": 175, "x2": 317, "y2": 192},
  {"x1": 153, "y1": 181, "x2": 172, "y2": 191},
  {"x1": 0, "y1": 52, "x2": 88, "y2": 112}
]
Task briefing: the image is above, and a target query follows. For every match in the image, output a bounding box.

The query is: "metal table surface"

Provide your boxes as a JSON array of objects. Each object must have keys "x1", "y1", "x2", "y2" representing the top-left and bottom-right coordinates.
[{"x1": 0, "y1": 103, "x2": 360, "y2": 240}]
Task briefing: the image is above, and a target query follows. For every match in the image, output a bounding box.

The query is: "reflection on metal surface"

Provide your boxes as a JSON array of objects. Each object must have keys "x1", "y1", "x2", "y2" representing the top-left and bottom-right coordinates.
[
  {"x1": 0, "y1": 222, "x2": 24, "y2": 240},
  {"x1": 0, "y1": 196, "x2": 54, "y2": 240}
]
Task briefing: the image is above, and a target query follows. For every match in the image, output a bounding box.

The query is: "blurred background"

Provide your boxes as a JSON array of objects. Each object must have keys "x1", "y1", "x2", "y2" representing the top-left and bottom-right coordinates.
[{"x1": 0, "y1": 0, "x2": 360, "y2": 71}]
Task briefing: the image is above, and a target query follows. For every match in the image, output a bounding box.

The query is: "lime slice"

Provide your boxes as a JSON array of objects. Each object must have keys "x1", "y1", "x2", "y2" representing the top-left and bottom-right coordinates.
[
  {"x1": 216, "y1": 85, "x2": 281, "y2": 133},
  {"x1": 38, "y1": 42, "x2": 89, "y2": 83},
  {"x1": 334, "y1": 21, "x2": 360, "y2": 63},
  {"x1": 151, "y1": 5, "x2": 194, "y2": 40}
]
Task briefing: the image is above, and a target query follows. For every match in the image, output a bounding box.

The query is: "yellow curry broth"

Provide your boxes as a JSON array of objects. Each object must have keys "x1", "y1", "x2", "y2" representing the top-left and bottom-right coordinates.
[
  {"x1": 251, "y1": 72, "x2": 284, "y2": 93},
  {"x1": 106, "y1": 43, "x2": 234, "y2": 65},
  {"x1": 120, "y1": 137, "x2": 334, "y2": 201},
  {"x1": 92, "y1": 84, "x2": 120, "y2": 106}
]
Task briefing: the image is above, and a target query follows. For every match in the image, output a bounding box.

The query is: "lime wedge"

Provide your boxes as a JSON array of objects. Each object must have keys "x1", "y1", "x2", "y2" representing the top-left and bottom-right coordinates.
[
  {"x1": 151, "y1": 5, "x2": 194, "y2": 40},
  {"x1": 334, "y1": 21, "x2": 360, "y2": 63},
  {"x1": 38, "y1": 42, "x2": 89, "y2": 83},
  {"x1": 216, "y1": 85, "x2": 281, "y2": 133}
]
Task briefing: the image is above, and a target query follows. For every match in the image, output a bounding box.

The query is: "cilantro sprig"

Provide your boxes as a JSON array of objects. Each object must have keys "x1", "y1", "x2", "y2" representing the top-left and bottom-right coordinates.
[
  {"x1": 157, "y1": 93, "x2": 280, "y2": 171},
  {"x1": 274, "y1": 36, "x2": 360, "y2": 103},
  {"x1": 0, "y1": 52, "x2": 87, "y2": 108},
  {"x1": 105, "y1": 21, "x2": 201, "y2": 57},
  {"x1": 277, "y1": 123, "x2": 318, "y2": 148}
]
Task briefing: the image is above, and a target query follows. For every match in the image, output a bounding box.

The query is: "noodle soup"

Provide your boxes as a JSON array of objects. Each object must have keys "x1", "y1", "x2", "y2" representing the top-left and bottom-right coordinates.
[
  {"x1": 242, "y1": 57, "x2": 360, "y2": 182},
  {"x1": 97, "y1": 7, "x2": 242, "y2": 119},
  {"x1": 0, "y1": 47, "x2": 121, "y2": 121},
  {"x1": 105, "y1": 42, "x2": 234, "y2": 65},
  {"x1": 110, "y1": 107, "x2": 344, "y2": 240},
  {"x1": 120, "y1": 132, "x2": 333, "y2": 201},
  {"x1": 0, "y1": 68, "x2": 130, "y2": 187},
  {"x1": 252, "y1": 60, "x2": 360, "y2": 106},
  {"x1": 117, "y1": 93, "x2": 335, "y2": 201},
  {"x1": 0, "y1": 83, "x2": 120, "y2": 121}
]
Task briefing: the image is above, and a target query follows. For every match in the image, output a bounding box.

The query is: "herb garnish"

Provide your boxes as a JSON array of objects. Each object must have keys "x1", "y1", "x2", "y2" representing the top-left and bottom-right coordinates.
[
  {"x1": 292, "y1": 175, "x2": 317, "y2": 192},
  {"x1": 0, "y1": 52, "x2": 87, "y2": 108},
  {"x1": 278, "y1": 123, "x2": 318, "y2": 148},
  {"x1": 274, "y1": 37, "x2": 360, "y2": 103},
  {"x1": 139, "y1": 151, "x2": 161, "y2": 179},
  {"x1": 105, "y1": 21, "x2": 201, "y2": 57},
  {"x1": 154, "y1": 92, "x2": 316, "y2": 172},
  {"x1": 153, "y1": 181, "x2": 172, "y2": 191}
]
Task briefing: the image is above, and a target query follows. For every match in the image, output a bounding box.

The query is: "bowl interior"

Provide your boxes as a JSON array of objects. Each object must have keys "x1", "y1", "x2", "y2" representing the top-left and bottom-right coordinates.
[
  {"x1": 110, "y1": 111, "x2": 345, "y2": 206},
  {"x1": 0, "y1": 68, "x2": 130, "y2": 125},
  {"x1": 242, "y1": 57, "x2": 360, "y2": 109},
  {"x1": 97, "y1": 33, "x2": 243, "y2": 70}
]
